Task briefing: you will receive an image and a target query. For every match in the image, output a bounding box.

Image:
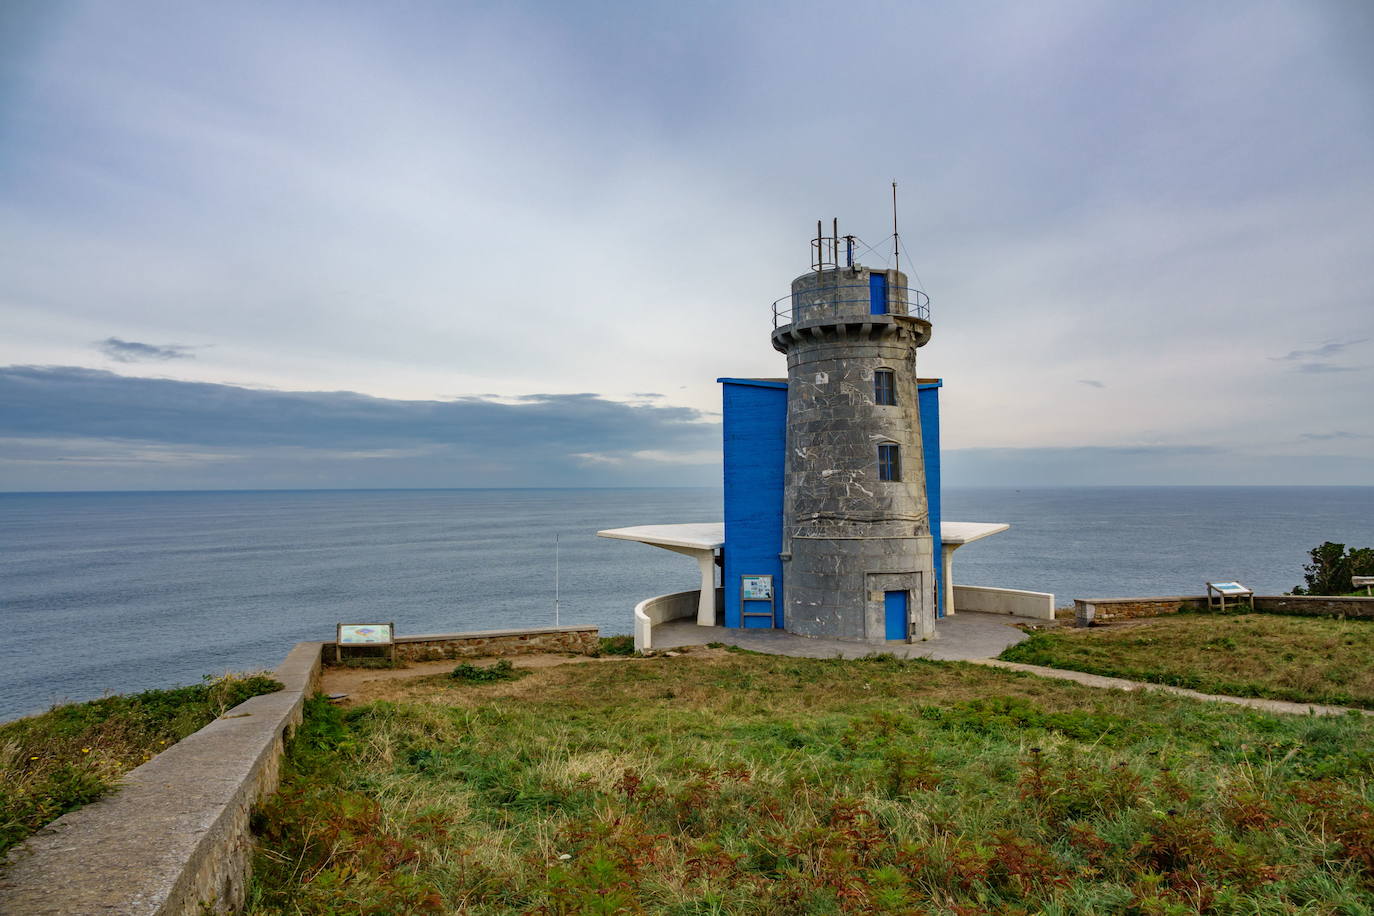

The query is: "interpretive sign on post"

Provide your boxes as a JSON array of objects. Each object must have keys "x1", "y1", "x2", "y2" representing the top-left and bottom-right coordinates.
[
  {"x1": 1206, "y1": 581, "x2": 1253, "y2": 612},
  {"x1": 335, "y1": 622, "x2": 396, "y2": 664},
  {"x1": 741, "y1": 576, "x2": 773, "y2": 600}
]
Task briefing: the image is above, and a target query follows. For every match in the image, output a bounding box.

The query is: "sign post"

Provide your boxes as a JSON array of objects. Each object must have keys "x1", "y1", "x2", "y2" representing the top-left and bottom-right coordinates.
[
  {"x1": 336, "y1": 622, "x2": 396, "y2": 665},
  {"x1": 1205, "y1": 582, "x2": 1253, "y2": 613}
]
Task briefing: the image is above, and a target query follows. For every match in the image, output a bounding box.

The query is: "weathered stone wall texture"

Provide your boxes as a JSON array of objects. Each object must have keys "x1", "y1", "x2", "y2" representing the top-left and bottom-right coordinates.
[
  {"x1": 1075, "y1": 594, "x2": 1374, "y2": 625},
  {"x1": 325, "y1": 626, "x2": 600, "y2": 664},
  {"x1": 1253, "y1": 595, "x2": 1374, "y2": 618}
]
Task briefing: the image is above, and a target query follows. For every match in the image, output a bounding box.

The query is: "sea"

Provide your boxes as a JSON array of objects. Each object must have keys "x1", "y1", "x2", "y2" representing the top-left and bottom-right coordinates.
[{"x1": 2, "y1": 486, "x2": 1372, "y2": 723}]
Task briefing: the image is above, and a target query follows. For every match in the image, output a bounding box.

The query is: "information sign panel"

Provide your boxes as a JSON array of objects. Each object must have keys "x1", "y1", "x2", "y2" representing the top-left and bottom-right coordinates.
[
  {"x1": 741, "y1": 575, "x2": 773, "y2": 601},
  {"x1": 338, "y1": 623, "x2": 393, "y2": 645},
  {"x1": 1209, "y1": 582, "x2": 1249, "y2": 595}
]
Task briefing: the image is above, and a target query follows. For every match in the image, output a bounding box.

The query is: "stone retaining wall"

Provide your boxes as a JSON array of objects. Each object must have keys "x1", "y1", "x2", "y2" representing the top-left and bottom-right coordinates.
[
  {"x1": 1074, "y1": 594, "x2": 1374, "y2": 626},
  {"x1": 1074, "y1": 596, "x2": 1207, "y2": 625},
  {"x1": 1254, "y1": 595, "x2": 1374, "y2": 618},
  {"x1": 0, "y1": 641, "x2": 323, "y2": 915},
  {"x1": 325, "y1": 625, "x2": 600, "y2": 664}
]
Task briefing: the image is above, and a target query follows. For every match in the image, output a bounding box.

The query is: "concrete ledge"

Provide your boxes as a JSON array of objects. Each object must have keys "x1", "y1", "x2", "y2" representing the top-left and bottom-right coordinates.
[
  {"x1": 0, "y1": 642, "x2": 323, "y2": 916},
  {"x1": 953, "y1": 585, "x2": 1055, "y2": 620},
  {"x1": 635, "y1": 590, "x2": 703, "y2": 651},
  {"x1": 328, "y1": 626, "x2": 599, "y2": 663}
]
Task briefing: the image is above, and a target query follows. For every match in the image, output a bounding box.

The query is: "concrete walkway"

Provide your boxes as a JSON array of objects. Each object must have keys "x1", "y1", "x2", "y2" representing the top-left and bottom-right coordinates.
[
  {"x1": 651, "y1": 611, "x2": 1046, "y2": 661},
  {"x1": 651, "y1": 614, "x2": 1373, "y2": 719}
]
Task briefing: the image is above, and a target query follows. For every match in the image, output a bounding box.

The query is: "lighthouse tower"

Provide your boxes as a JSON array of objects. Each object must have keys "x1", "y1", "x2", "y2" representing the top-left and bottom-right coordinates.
[{"x1": 771, "y1": 224, "x2": 937, "y2": 642}]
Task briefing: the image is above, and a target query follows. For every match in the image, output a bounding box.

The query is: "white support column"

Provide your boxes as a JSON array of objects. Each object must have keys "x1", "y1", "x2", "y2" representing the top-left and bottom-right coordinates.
[
  {"x1": 696, "y1": 550, "x2": 716, "y2": 626},
  {"x1": 942, "y1": 544, "x2": 957, "y2": 616}
]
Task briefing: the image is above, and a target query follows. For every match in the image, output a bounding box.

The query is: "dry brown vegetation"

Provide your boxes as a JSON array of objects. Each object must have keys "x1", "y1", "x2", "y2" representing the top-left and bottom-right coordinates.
[{"x1": 249, "y1": 650, "x2": 1374, "y2": 914}]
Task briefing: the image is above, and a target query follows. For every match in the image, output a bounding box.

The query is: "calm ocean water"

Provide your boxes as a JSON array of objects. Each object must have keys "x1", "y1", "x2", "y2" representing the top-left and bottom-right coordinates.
[{"x1": 2, "y1": 486, "x2": 1372, "y2": 721}]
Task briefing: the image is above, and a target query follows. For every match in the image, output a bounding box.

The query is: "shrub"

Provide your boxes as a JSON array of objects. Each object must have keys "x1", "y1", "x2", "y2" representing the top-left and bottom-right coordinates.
[
  {"x1": 448, "y1": 660, "x2": 524, "y2": 684},
  {"x1": 1293, "y1": 541, "x2": 1374, "y2": 595}
]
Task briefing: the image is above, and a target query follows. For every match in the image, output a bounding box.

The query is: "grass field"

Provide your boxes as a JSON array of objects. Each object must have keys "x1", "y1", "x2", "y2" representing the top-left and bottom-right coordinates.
[
  {"x1": 0, "y1": 672, "x2": 281, "y2": 856},
  {"x1": 1001, "y1": 613, "x2": 1374, "y2": 709},
  {"x1": 248, "y1": 650, "x2": 1374, "y2": 914}
]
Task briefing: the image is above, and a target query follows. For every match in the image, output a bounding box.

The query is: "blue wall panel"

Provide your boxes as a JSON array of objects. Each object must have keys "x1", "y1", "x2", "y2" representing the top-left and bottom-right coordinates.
[
  {"x1": 919, "y1": 381, "x2": 943, "y2": 617},
  {"x1": 719, "y1": 379, "x2": 787, "y2": 628}
]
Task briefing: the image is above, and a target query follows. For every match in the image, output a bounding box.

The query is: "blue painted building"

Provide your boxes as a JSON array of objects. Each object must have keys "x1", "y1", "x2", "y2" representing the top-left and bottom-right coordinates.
[{"x1": 719, "y1": 377, "x2": 945, "y2": 630}]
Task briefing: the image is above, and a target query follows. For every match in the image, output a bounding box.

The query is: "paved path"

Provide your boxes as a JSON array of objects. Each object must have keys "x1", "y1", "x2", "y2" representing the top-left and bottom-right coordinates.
[
  {"x1": 651, "y1": 614, "x2": 1373, "y2": 719},
  {"x1": 651, "y1": 611, "x2": 1048, "y2": 661}
]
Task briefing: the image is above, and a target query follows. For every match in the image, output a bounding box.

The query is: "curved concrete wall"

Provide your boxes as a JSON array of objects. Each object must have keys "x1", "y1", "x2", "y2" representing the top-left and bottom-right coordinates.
[
  {"x1": 953, "y1": 585, "x2": 1055, "y2": 620},
  {"x1": 634, "y1": 589, "x2": 703, "y2": 651}
]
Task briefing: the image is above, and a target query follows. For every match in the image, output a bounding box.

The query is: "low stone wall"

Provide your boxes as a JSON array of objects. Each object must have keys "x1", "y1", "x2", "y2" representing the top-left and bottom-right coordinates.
[
  {"x1": 635, "y1": 589, "x2": 706, "y2": 651},
  {"x1": 1074, "y1": 596, "x2": 1207, "y2": 625},
  {"x1": 0, "y1": 641, "x2": 323, "y2": 915},
  {"x1": 1254, "y1": 595, "x2": 1374, "y2": 618},
  {"x1": 1075, "y1": 594, "x2": 1374, "y2": 626},
  {"x1": 324, "y1": 625, "x2": 601, "y2": 664},
  {"x1": 953, "y1": 585, "x2": 1056, "y2": 620}
]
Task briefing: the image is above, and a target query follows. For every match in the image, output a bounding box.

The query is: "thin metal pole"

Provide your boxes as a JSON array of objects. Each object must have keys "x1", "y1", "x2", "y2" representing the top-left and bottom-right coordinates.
[
  {"x1": 554, "y1": 533, "x2": 560, "y2": 627},
  {"x1": 892, "y1": 181, "x2": 900, "y2": 274}
]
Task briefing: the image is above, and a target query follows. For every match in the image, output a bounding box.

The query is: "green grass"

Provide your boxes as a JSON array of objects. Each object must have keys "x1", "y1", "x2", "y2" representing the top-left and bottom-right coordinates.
[
  {"x1": 0, "y1": 672, "x2": 282, "y2": 856},
  {"x1": 449, "y1": 660, "x2": 526, "y2": 684},
  {"x1": 1001, "y1": 613, "x2": 1374, "y2": 709},
  {"x1": 249, "y1": 653, "x2": 1374, "y2": 914}
]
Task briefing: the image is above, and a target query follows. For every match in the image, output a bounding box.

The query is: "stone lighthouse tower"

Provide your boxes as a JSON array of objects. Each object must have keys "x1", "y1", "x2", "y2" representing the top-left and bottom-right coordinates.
[{"x1": 771, "y1": 224, "x2": 937, "y2": 642}]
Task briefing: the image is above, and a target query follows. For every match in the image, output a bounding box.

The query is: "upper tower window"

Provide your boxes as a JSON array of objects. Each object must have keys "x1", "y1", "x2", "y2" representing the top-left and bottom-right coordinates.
[
  {"x1": 877, "y1": 443, "x2": 901, "y2": 481},
  {"x1": 874, "y1": 369, "x2": 896, "y2": 405}
]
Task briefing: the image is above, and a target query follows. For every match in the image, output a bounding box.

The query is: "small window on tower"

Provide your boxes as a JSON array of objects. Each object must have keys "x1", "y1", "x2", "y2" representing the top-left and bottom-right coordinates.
[
  {"x1": 874, "y1": 369, "x2": 896, "y2": 405},
  {"x1": 877, "y1": 443, "x2": 900, "y2": 481}
]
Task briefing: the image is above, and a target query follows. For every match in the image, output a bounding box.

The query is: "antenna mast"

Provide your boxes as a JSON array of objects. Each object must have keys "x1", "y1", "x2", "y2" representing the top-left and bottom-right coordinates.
[{"x1": 892, "y1": 181, "x2": 900, "y2": 274}]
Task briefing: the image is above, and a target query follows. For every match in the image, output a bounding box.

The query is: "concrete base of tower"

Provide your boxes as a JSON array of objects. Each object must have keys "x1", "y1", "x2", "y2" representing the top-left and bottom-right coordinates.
[{"x1": 782, "y1": 534, "x2": 938, "y2": 642}]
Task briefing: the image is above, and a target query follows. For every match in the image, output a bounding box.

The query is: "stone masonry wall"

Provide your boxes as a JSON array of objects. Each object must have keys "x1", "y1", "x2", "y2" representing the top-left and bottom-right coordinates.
[
  {"x1": 1075, "y1": 595, "x2": 1374, "y2": 625},
  {"x1": 1253, "y1": 595, "x2": 1374, "y2": 618},
  {"x1": 1074, "y1": 597, "x2": 1207, "y2": 625},
  {"x1": 324, "y1": 626, "x2": 600, "y2": 664}
]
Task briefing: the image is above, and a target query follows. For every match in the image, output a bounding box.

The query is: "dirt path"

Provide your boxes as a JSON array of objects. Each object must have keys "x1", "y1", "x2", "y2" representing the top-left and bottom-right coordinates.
[{"x1": 320, "y1": 653, "x2": 623, "y2": 704}]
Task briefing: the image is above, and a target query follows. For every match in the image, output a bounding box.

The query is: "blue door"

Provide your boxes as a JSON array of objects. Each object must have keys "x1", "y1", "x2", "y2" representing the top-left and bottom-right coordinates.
[
  {"x1": 869, "y1": 272, "x2": 888, "y2": 315},
  {"x1": 884, "y1": 590, "x2": 907, "y2": 640}
]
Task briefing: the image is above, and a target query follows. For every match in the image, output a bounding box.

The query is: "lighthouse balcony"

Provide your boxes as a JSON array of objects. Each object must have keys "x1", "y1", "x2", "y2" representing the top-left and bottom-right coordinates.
[{"x1": 772, "y1": 285, "x2": 931, "y2": 330}]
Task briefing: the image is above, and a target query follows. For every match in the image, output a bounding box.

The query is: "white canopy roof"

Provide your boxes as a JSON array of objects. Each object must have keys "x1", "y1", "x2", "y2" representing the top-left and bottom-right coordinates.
[
  {"x1": 597, "y1": 521, "x2": 1008, "y2": 551},
  {"x1": 597, "y1": 523, "x2": 724, "y2": 551}
]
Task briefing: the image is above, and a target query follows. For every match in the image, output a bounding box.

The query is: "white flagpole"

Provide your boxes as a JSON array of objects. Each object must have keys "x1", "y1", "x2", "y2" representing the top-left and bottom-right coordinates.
[{"x1": 554, "y1": 533, "x2": 561, "y2": 627}]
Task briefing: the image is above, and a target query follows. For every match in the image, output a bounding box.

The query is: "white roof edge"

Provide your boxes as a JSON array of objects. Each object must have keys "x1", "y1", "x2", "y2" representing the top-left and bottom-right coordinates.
[
  {"x1": 597, "y1": 522, "x2": 724, "y2": 551},
  {"x1": 940, "y1": 521, "x2": 1011, "y2": 545},
  {"x1": 598, "y1": 520, "x2": 1006, "y2": 550}
]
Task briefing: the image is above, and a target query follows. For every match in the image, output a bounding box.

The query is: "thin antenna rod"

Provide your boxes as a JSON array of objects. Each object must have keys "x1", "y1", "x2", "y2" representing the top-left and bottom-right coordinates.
[
  {"x1": 554, "y1": 533, "x2": 561, "y2": 627},
  {"x1": 892, "y1": 181, "x2": 900, "y2": 274}
]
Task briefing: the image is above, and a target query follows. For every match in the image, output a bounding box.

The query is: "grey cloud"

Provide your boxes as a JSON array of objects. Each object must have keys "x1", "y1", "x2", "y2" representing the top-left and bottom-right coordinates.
[
  {"x1": 97, "y1": 338, "x2": 195, "y2": 363},
  {"x1": 0, "y1": 366, "x2": 720, "y2": 489},
  {"x1": 1300, "y1": 431, "x2": 1370, "y2": 441},
  {"x1": 1272, "y1": 338, "x2": 1368, "y2": 375},
  {"x1": 1078, "y1": 379, "x2": 1105, "y2": 389},
  {"x1": 1274, "y1": 338, "x2": 1368, "y2": 362}
]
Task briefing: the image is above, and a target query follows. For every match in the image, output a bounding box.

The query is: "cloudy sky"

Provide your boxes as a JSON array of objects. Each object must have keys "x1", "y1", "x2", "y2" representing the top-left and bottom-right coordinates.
[{"x1": 2, "y1": 0, "x2": 1371, "y2": 490}]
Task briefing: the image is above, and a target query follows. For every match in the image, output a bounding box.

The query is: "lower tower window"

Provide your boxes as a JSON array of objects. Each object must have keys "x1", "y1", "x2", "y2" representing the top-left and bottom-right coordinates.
[{"x1": 877, "y1": 443, "x2": 900, "y2": 481}]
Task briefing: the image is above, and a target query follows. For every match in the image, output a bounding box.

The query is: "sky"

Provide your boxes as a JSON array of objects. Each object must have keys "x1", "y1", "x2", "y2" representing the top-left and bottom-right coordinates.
[{"x1": 1, "y1": 0, "x2": 1371, "y2": 490}]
